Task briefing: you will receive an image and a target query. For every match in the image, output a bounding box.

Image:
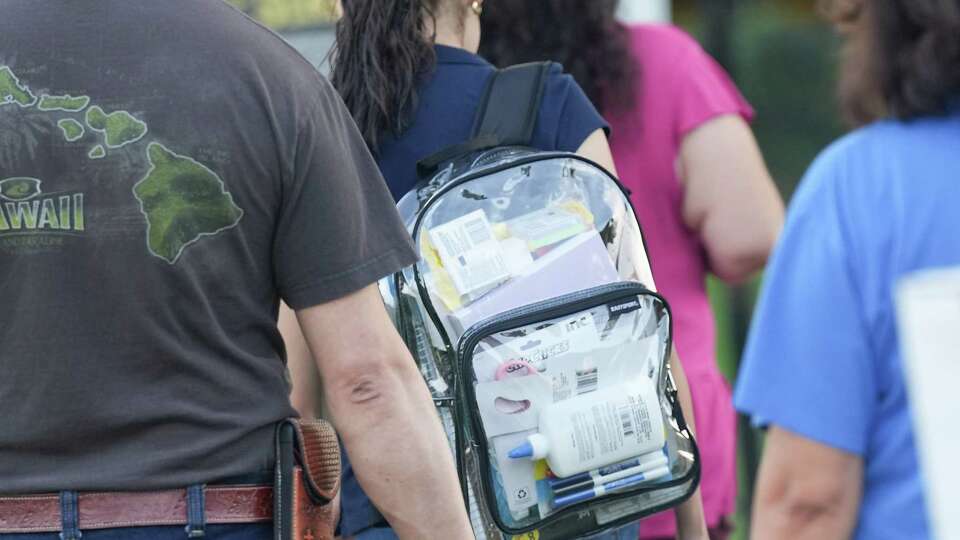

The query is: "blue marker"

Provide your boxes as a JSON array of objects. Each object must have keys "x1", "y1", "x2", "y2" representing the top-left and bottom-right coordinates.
[
  {"x1": 547, "y1": 459, "x2": 640, "y2": 490},
  {"x1": 552, "y1": 465, "x2": 671, "y2": 509},
  {"x1": 548, "y1": 449, "x2": 667, "y2": 490},
  {"x1": 553, "y1": 455, "x2": 668, "y2": 496}
]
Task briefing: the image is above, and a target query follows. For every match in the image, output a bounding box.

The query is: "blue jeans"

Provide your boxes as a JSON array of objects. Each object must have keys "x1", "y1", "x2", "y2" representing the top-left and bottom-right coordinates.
[{"x1": 0, "y1": 524, "x2": 272, "y2": 540}]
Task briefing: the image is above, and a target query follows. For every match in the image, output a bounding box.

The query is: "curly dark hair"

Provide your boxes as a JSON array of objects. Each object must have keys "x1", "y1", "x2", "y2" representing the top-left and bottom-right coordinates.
[
  {"x1": 823, "y1": 0, "x2": 960, "y2": 126},
  {"x1": 330, "y1": 0, "x2": 455, "y2": 151},
  {"x1": 478, "y1": 0, "x2": 638, "y2": 115}
]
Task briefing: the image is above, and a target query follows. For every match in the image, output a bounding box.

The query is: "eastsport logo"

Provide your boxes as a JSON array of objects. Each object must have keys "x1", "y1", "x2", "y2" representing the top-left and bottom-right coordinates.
[
  {"x1": 608, "y1": 298, "x2": 641, "y2": 315},
  {"x1": 0, "y1": 177, "x2": 85, "y2": 232}
]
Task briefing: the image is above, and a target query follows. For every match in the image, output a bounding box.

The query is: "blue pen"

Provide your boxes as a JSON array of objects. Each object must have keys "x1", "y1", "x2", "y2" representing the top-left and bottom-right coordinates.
[
  {"x1": 552, "y1": 465, "x2": 671, "y2": 508},
  {"x1": 548, "y1": 459, "x2": 641, "y2": 490},
  {"x1": 548, "y1": 448, "x2": 667, "y2": 490},
  {"x1": 553, "y1": 455, "x2": 669, "y2": 496}
]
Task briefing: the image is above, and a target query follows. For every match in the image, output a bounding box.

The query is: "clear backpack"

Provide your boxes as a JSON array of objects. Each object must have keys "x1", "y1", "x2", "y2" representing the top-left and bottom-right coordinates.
[{"x1": 379, "y1": 63, "x2": 700, "y2": 539}]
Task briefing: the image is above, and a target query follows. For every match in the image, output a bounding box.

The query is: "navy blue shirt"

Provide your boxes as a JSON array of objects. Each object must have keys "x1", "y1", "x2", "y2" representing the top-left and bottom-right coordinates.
[
  {"x1": 376, "y1": 45, "x2": 608, "y2": 200},
  {"x1": 339, "y1": 45, "x2": 607, "y2": 537}
]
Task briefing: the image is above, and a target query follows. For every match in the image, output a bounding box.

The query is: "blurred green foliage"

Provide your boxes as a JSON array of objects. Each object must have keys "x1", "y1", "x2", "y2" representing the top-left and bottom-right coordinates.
[
  {"x1": 733, "y1": 2, "x2": 844, "y2": 198},
  {"x1": 227, "y1": 0, "x2": 335, "y2": 30},
  {"x1": 681, "y1": 0, "x2": 844, "y2": 198}
]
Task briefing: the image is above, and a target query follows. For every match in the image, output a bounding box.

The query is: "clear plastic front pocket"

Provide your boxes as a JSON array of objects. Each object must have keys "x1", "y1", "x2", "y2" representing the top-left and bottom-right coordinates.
[{"x1": 457, "y1": 284, "x2": 699, "y2": 536}]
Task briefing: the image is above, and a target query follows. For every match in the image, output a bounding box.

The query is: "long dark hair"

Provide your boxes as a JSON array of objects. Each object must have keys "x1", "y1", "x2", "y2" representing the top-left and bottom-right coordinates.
[
  {"x1": 479, "y1": 0, "x2": 638, "y2": 114},
  {"x1": 330, "y1": 0, "x2": 443, "y2": 151},
  {"x1": 822, "y1": 0, "x2": 960, "y2": 126}
]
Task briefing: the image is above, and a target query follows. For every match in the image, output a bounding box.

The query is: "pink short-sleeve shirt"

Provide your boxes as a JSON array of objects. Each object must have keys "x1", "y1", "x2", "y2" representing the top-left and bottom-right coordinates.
[{"x1": 606, "y1": 24, "x2": 755, "y2": 537}]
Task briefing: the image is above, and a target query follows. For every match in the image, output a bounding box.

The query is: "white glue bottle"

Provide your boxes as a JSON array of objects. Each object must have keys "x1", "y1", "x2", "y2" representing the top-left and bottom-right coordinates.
[{"x1": 508, "y1": 379, "x2": 666, "y2": 478}]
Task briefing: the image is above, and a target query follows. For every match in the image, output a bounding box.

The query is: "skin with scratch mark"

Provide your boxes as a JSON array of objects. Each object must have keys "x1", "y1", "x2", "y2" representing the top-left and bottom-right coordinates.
[{"x1": 346, "y1": 376, "x2": 386, "y2": 405}]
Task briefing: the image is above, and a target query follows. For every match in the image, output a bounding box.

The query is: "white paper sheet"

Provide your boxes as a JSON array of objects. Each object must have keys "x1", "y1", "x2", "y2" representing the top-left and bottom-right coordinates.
[{"x1": 895, "y1": 266, "x2": 960, "y2": 540}]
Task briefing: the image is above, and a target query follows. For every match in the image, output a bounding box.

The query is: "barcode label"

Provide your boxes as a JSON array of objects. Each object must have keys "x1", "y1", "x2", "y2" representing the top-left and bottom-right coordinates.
[
  {"x1": 464, "y1": 216, "x2": 491, "y2": 245},
  {"x1": 428, "y1": 210, "x2": 510, "y2": 296},
  {"x1": 619, "y1": 405, "x2": 635, "y2": 437},
  {"x1": 464, "y1": 257, "x2": 506, "y2": 291},
  {"x1": 576, "y1": 368, "x2": 598, "y2": 394}
]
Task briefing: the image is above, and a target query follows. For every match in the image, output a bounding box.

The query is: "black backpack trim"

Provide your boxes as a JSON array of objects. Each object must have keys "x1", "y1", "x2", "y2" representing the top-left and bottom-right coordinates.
[{"x1": 416, "y1": 61, "x2": 553, "y2": 179}]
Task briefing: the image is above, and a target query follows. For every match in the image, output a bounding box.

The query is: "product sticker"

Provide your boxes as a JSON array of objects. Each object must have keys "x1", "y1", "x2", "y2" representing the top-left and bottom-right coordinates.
[
  {"x1": 505, "y1": 207, "x2": 586, "y2": 251},
  {"x1": 472, "y1": 312, "x2": 598, "y2": 383},
  {"x1": 543, "y1": 339, "x2": 655, "y2": 402},
  {"x1": 474, "y1": 318, "x2": 658, "y2": 404},
  {"x1": 566, "y1": 379, "x2": 664, "y2": 462},
  {"x1": 428, "y1": 209, "x2": 510, "y2": 297},
  {"x1": 549, "y1": 360, "x2": 600, "y2": 402},
  {"x1": 476, "y1": 342, "x2": 655, "y2": 438},
  {"x1": 575, "y1": 366, "x2": 599, "y2": 395}
]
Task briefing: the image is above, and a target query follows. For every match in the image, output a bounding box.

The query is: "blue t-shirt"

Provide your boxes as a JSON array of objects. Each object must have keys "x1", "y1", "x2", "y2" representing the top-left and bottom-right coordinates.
[
  {"x1": 735, "y1": 112, "x2": 960, "y2": 540},
  {"x1": 339, "y1": 45, "x2": 607, "y2": 537}
]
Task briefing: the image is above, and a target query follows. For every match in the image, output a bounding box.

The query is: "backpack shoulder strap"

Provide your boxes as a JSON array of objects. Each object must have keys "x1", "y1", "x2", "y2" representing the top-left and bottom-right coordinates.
[
  {"x1": 470, "y1": 60, "x2": 553, "y2": 145},
  {"x1": 416, "y1": 61, "x2": 553, "y2": 179}
]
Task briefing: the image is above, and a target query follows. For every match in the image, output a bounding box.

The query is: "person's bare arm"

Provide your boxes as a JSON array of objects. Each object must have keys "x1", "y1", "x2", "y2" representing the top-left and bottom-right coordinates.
[
  {"x1": 577, "y1": 128, "x2": 620, "y2": 177},
  {"x1": 294, "y1": 285, "x2": 473, "y2": 539},
  {"x1": 752, "y1": 426, "x2": 863, "y2": 540},
  {"x1": 669, "y1": 349, "x2": 710, "y2": 540},
  {"x1": 680, "y1": 115, "x2": 784, "y2": 284},
  {"x1": 279, "y1": 302, "x2": 321, "y2": 418}
]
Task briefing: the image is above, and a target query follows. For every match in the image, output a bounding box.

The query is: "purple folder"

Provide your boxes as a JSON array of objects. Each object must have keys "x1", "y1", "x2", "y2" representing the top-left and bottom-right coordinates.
[{"x1": 450, "y1": 231, "x2": 619, "y2": 334}]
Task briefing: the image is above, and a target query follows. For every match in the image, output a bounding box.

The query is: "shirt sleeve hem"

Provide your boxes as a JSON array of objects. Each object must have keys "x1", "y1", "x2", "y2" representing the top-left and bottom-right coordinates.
[
  {"x1": 677, "y1": 107, "x2": 756, "y2": 140},
  {"x1": 736, "y1": 399, "x2": 866, "y2": 457},
  {"x1": 552, "y1": 68, "x2": 611, "y2": 153},
  {"x1": 283, "y1": 247, "x2": 419, "y2": 310},
  {"x1": 672, "y1": 41, "x2": 757, "y2": 138}
]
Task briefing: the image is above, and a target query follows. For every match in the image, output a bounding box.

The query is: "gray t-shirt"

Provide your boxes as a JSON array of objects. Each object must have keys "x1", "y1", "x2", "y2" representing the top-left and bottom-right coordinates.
[{"x1": 0, "y1": 0, "x2": 417, "y2": 494}]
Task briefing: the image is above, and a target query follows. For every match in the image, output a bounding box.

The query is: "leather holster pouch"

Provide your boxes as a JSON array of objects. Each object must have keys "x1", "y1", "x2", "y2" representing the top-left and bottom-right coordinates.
[{"x1": 275, "y1": 419, "x2": 342, "y2": 540}]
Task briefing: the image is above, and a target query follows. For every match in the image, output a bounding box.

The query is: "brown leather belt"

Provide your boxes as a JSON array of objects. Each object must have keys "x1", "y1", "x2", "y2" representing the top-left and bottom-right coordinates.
[{"x1": 0, "y1": 485, "x2": 273, "y2": 533}]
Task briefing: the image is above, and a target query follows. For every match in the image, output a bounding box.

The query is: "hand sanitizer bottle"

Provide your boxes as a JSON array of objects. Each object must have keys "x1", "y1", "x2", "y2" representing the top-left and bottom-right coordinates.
[{"x1": 508, "y1": 379, "x2": 665, "y2": 478}]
